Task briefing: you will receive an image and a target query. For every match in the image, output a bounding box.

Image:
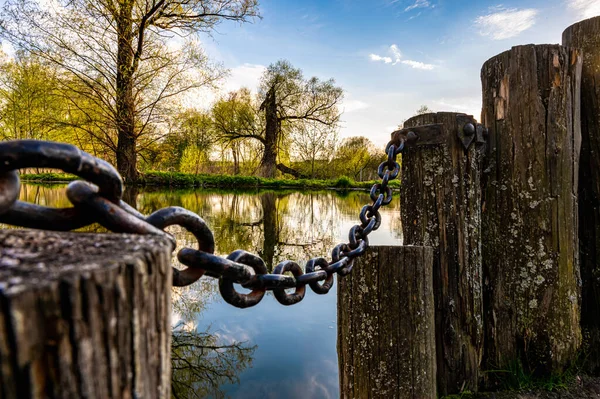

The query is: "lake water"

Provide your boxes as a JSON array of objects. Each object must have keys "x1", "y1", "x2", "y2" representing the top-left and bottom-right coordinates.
[{"x1": 12, "y1": 184, "x2": 403, "y2": 398}]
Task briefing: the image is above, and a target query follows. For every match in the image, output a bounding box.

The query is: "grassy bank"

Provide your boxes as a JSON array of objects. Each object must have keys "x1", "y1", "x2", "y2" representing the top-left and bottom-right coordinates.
[{"x1": 20, "y1": 171, "x2": 401, "y2": 190}]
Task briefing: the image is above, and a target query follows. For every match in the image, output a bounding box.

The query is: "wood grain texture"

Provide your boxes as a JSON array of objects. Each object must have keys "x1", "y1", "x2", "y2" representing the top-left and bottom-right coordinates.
[
  {"x1": 563, "y1": 16, "x2": 600, "y2": 375},
  {"x1": 401, "y1": 112, "x2": 484, "y2": 395},
  {"x1": 337, "y1": 246, "x2": 436, "y2": 399},
  {"x1": 480, "y1": 44, "x2": 582, "y2": 382},
  {"x1": 0, "y1": 229, "x2": 172, "y2": 399}
]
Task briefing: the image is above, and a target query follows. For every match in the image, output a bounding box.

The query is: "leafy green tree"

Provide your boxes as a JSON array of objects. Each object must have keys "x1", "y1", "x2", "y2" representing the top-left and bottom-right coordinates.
[
  {"x1": 0, "y1": 52, "x2": 62, "y2": 141},
  {"x1": 1, "y1": 0, "x2": 258, "y2": 182},
  {"x1": 334, "y1": 136, "x2": 380, "y2": 180}
]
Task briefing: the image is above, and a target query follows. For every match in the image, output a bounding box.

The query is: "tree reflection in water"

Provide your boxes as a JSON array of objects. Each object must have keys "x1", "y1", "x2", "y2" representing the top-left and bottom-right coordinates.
[{"x1": 171, "y1": 281, "x2": 256, "y2": 399}]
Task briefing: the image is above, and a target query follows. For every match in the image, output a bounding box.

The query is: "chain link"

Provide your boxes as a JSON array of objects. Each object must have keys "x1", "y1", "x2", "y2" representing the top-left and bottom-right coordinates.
[{"x1": 0, "y1": 138, "x2": 409, "y2": 308}]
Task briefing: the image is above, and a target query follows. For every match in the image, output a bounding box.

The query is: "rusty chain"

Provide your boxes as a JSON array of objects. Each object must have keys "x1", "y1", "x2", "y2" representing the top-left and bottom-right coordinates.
[{"x1": 0, "y1": 137, "x2": 413, "y2": 308}]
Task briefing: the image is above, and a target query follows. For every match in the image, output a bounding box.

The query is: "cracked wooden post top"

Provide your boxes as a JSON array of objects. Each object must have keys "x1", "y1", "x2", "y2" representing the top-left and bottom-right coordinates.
[{"x1": 0, "y1": 229, "x2": 173, "y2": 399}]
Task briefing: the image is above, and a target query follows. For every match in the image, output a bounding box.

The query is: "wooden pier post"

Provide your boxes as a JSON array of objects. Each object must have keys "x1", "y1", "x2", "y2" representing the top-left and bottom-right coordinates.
[
  {"x1": 480, "y1": 44, "x2": 582, "y2": 381},
  {"x1": 337, "y1": 246, "x2": 436, "y2": 399},
  {"x1": 0, "y1": 229, "x2": 173, "y2": 399},
  {"x1": 563, "y1": 16, "x2": 600, "y2": 374},
  {"x1": 401, "y1": 112, "x2": 485, "y2": 395}
]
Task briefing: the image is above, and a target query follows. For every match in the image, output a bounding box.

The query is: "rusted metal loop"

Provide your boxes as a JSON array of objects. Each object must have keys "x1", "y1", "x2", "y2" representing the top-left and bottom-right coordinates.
[
  {"x1": 119, "y1": 200, "x2": 146, "y2": 220},
  {"x1": 344, "y1": 239, "x2": 369, "y2": 260},
  {"x1": 219, "y1": 250, "x2": 267, "y2": 308},
  {"x1": 362, "y1": 215, "x2": 378, "y2": 236},
  {"x1": 370, "y1": 183, "x2": 393, "y2": 206},
  {"x1": 146, "y1": 207, "x2": 215, "y2": 254},
  {"x1": 377, "y1": 160, "x2": 400, "y2": 180},
  {"x1": 177, "y1": 249, "x2": 253, "y2": 284},
  {"x1": 273, "y1": 261, "x2": 306, "y2": 306},
  {"x1": 305, "y1": 257, "x2": 333, "y2": 294},
  {"x1": 386, "y1": 143, "x2": 397, "y2": 169},
  {"x1": 0, "y1": 140, "x2": 123, "y2": 202},
  {"x1": 0, "y1": 201, "x2": 95, "y2": 231},
  {"x1": 332, "y1": 243, "x2": 354, "y2": 275},
  {"x1": 296, "y1": 271, "x2": 328, "y2": 287},
  {"x1": 0, "y1": 172, "x2": 20, "y2": 214},
  {"x1": 385, "y1": 140, "x2": 406, "y2": 156},
  {"x1": 149, "y1": 206, "x2": 216, "y2": 287},
  {"x1": 66, "y1": 181, "x2": 174, "y2": 245},
  {"x1": 360, "y1": 205, "x2": 382, "y2": 232},
  {"x1": 381, "y1": 169, "x2": 391, "y2": 187},
  {"x1": 371, "y1": 194, "x2": 384, "y2": 213},
  {"x1": 324, "y1": 257, "x2": 351, "y2": 275},
  {"x1": 248, "y1": 274, "x2": 297, "y2": 290},
  {"x1": 348, "y1": 225, "x2": 361, "y2": 248}
]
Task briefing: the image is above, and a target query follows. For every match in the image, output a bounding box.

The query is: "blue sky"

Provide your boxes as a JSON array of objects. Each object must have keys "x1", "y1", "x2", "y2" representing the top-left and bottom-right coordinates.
[{"x1": 200, "y1": 0, "x2": 599, "y2": 147}]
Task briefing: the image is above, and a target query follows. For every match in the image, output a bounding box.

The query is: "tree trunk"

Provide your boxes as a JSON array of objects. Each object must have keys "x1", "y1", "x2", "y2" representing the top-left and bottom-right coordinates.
[
  {"x1": 259, "y1": 86, "x2": 278, "y2": 178},
  {"x1": 0, "y1": 229, "x2": 172, "y2": 399},
  {"x1": 232, "y1": 142, "x2": 240, "y2": 175},
  {"x1": 563, "y1": 16, "x2": 600, "y2": 375},
  {"x1": 401, "y1": 112, "x2": 484, "y2": 395},
  {"x1": 338, "y1": 246, "x2": 437, "y2": 399},
  {"x1": 480, "y1": 44, "x2": 582, "y2": 383},
  {"x1": 115, "y1": 5, "x2": 138, "y2": 183}
]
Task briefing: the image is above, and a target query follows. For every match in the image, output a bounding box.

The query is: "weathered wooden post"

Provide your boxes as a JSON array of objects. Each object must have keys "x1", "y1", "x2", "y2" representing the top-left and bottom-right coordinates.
[
  {"x1": 337, "y1": 246, "x2": 436, "y2": 399},
  {"x1": 400, "y1": 112, "x2": 485, "y2": 395},
  {"x1": 480, "y1": 44, "x2": 582, "y2": 381},
  {"x1": 0, "y1": 230, "x2": 172, "y2": 399},
  {"x1": 562, "y1": 16, "x2": 600, "y2": 374}
]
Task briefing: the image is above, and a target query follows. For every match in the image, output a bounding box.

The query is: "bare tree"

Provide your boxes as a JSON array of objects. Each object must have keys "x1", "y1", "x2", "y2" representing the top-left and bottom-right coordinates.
[
  {"x1": 0, "y1": 0, "x2": 259, "y2": 181},
  {"x1": 291, "y1": 122, "x2": 338, "y2": 178}
]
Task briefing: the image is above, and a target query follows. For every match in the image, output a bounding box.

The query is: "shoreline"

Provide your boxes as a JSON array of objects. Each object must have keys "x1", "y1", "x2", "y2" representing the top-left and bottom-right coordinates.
[{"x1": 19, "y1": 172, "x2": 401, "y2": 191}]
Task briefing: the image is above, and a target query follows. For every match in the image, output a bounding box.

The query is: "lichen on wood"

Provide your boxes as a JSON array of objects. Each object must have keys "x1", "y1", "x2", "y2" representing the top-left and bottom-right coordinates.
[
  {"x1": 337, "y1": 246, "x2": 436, "y2": 399},
  {"x1": 401, "y1": 112, "x2": 485, "y2": 395},
  {"x1": 480, "y1": 44, "x2": 582, "y2": 384}
]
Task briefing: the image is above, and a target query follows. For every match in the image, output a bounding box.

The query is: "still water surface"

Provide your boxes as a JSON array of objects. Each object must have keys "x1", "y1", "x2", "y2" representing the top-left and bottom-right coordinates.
[{"x1": 15, "y1": 184, "x2": 403, "y2": 398}]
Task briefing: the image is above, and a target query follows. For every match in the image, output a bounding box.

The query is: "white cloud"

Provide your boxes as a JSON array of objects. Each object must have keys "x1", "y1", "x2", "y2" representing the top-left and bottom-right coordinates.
[
  {"x1": 390, "y1": 44, "x2": 402, "y2": 64},
  {"x1": 369, "y1": 44, "x2": 435, "y2": 70},
  {"x1": 475, "y1": 7, "x2": 538, "y2": 40},
  {"x1": 568, "y1": 0, "x2": 600, "y2": 19},
  {"x1": 369, "y1": 54, "x2": 392, "y2": 63},
  {"x1": 405, "y1": 0, "x2": 431, "y2": 12},
  {"x1": 401, "y1": 60, "x2": 435, "y2": 70}
]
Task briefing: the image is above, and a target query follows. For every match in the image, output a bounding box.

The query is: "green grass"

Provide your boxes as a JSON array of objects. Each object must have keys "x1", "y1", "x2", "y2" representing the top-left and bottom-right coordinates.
[
  {"x1": 20, "y1": 171, "x2": 401, "y2": 190},
  {"x1": 482, "y1": 357, "x2": 581, "y2": 393}
]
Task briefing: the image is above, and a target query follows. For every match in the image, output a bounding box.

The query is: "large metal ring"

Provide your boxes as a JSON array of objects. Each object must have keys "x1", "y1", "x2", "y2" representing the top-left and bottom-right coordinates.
[
  {"x1": 177, "y1": 250, "x2": 254, "y2": 287},
  {"x1": 0, "y1": 141, "x2": 123, "y2": 232},
  {"x1": 332, "y1": 243, "x2": 354, "y2": 276},
  {"x1": 273, "y1": 261, "x2": 306, "y2": 306},
  {"x1": 0, "y1": 171, "x2": 20, "y2": 214},
  {"x1": 305, "y1": 258, "x2": 333, "y2": 295},
  {"x1": 370, "y1": 183, "x2": 393, "y2": 206},
  {"x1": 359, "y1": 205, "x2": 381, "y2": 233},
  {"x1": 377, "y1": 160, "x2": 400, "y2": 180},
  {"x1": 0, "y1": 140, "x2": 123, "y2": 201},
  {"x1": 66, "y1": 181, "x2": 173, "y2": 242},
  {"x1": 0, "y1": 202, "x2": 95, "y2": 231},
  {"x1": 219, "y1": 250, "x2": 267, "y2": 308},
  {"x1": 147, "y1": 207, "x2": 216, "y2": 286}
]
